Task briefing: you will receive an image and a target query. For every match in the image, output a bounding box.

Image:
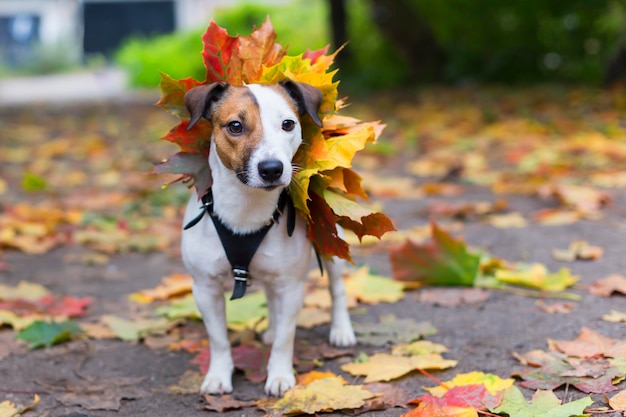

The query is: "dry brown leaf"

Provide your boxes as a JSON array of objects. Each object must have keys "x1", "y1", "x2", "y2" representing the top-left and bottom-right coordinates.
[
  {"x1": 552, "y1": 240, "x2": 604, "y2": 262},
  {"x1": 203, "y1": 394, "x2": 255, "y2": 412},
  {"x1": 549, "y1": 327, "x2": 626, "y2": 359},
  {"x1": 589, "y1": 274, "x2": 626, "y2": 297}
]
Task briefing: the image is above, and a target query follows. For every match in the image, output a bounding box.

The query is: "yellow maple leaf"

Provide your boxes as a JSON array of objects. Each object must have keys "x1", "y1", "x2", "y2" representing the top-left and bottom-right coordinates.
[
  {"x1": 424, "y1": 371, "x2": 514, "y2": 397},
  {"x1": 341, "y1": 352, "x2": 456, "y2": 383},
  {"x1": 495, "y1": 263, "x2": 578, "y2": 291},
  {"x1": 344, "y1": 266, "x2": 405, "y2": 304},
  {"x1": 128, "y1": 273, "x2": 193, "y2": 303},
  {"x1": 271, "y1": 377, "x2": 374, "y2": 414},
  {"x1": 0, "y1": 280, "x2": 49, "y2": 301}
]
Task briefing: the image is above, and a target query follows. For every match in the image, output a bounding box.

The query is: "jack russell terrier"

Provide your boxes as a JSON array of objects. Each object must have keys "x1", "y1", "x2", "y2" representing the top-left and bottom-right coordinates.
[{"x1": 181, "y1": 80, "x2": 356, "y2": 396}]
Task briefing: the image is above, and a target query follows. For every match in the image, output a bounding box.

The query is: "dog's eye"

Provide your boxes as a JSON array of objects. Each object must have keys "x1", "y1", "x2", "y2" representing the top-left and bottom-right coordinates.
[
  {"x1": 227, "y1": 121, "x2": 244, "y2": 135},
  {"x1": 282, "y1": 119, "x2": 295, "y2": 132}
]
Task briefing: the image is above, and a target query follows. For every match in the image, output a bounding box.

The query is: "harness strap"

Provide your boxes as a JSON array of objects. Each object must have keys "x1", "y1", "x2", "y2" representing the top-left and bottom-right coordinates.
[{"x1": 184, "y1": 189, "x2": 292, "y2": 300}]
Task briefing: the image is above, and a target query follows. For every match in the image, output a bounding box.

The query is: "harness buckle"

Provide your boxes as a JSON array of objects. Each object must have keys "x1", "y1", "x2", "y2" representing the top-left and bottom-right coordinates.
[{"x1": 233, "y1": 268, "x2": 250, "y2": 284}]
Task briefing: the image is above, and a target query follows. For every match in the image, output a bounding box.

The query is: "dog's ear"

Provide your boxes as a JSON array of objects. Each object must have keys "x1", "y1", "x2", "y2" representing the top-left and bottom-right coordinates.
[
  {"x1": 185, "y1": 82, "x2": 230, "y2": 131},
  {"x1": 279, "y1": 80, "x2": 323, "y2": 127}
]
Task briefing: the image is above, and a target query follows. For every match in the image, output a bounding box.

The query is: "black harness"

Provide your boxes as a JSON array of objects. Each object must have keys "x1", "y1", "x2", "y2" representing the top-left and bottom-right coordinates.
[{"x1": 183, "y1": 189, "x2": 296, "y2": 300}]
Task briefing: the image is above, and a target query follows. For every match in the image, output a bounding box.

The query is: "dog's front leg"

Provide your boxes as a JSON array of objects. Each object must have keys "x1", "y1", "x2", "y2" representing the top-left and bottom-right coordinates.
[
  {"x1": 264, "y1": 280, "x2": 306, "y2": 396},
  {"x1": 192, "y1": 280, "x2": 234, "y2": 394},
  {"x1": 324, "y1": 257, "x2": 357, "y2": 347}
]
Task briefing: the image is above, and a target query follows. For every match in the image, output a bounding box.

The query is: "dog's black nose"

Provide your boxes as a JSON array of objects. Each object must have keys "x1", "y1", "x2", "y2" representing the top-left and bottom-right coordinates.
[{"x1": 258, "y1": 159, "x2": 284, "y2": 182}]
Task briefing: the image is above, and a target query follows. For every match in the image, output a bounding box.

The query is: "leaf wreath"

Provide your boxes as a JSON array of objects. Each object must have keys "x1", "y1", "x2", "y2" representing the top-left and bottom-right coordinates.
[{"x1": 153, "y1": 17, "x2": 395, "y2": 261}]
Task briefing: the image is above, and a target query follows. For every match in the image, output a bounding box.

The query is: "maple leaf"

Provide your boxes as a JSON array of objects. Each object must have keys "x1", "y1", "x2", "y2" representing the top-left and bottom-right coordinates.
[
  {"x1": 494, "y1": 263, "x2": 578, "y2": 292},
  {"x1": 390, "y1": 221, "x2": 481, "y2": 286},
  {"x1": 549, "y1": 327, "x2": 626, "y2": 359},
  {"x1": 201, "y1": 20, "x2": 240, "y2": 82},
  {"x1": 353, "y1": 315, "x2": 436, "y2": 346},
  {"x1": 0, "y1": 280, "x2": 49, "y2": 301},
  {"x1": 406, "y1": 384, "x2": 504, "y2": 417},
  {"x1": 608, "y1": 390, "x2": 626, "y2": 415},
  {"x1": 512, "y1": 349, "x2": 624, "y2": 393},
  {"x1": 344, "y1": 266, "x2": 405, "y2": 304},
  {"x1": 101, "y1": 315, "x2": 174, "y2": 342},
  {"x1": 48, "y1": 376, "x2": 148, "y2": 411},
  {"x1": 232, "y1": 343, "x2": 271, "y2": 383},
  {"x1": 589, "y1": 274, "x2": 626, "y2": 297},
  {"x1": 552, "y1": 240, "x2": 603, "y2": 262},
  {"x1": 424, "y1": 371, "x2": 515, "y2": 397},
  {"x1": 202, "y1": 394, "x2": 255, "y2": 413},
  {"x1": 128, "y1": 272, "x2": 193, "y2": 303},
  {"x1": 0, "y1": 395, "x2": 39, "y2": 417},
  {"x1": 268, "y1": 377, "x2": 375, "y2": 415},
  {"x1": 491, "y1": 386, "x2": 593, "y2": 417},
  {"x1": 341, "y1": 349, "x2": 456, "y2": 383},
  {"x1": 16, "y1": 320, "x2": 81, "y2": 349}
]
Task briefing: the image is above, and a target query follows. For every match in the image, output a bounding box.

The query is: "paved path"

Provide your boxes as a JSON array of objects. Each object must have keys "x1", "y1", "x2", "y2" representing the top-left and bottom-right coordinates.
[{"x1": 0, "y1": 68, "x2": 158, "y2": 106}]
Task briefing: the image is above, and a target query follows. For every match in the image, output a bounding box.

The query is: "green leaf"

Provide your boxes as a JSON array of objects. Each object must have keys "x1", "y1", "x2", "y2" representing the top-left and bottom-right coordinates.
[
  {"x1": 152, "y1": 151, "x2": 212, "y2": 195},
  {"x1": 390, "y1": 221, "x2": 481, "y2": 286},
  {"x1": 491, "y1": 386, "x2": 592, "y2": 417},
  {"x1": 21, "y1": 173, "x2": 47, "y2": 192},
  {"x1": 16, "y1": 320, "x2": 81, "y2": 349}
]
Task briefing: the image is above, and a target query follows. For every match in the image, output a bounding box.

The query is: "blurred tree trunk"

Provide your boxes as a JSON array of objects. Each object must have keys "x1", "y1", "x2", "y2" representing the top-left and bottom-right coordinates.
[
  {"x1": 367, "y1": 0, "x2": 446, "y2": 81},
  {"x1": 328, "y1": 0, "x2": 350, "y2": 65},
  {"x1": 603, "y1": 0, "x2": 626, "y2": 85}
]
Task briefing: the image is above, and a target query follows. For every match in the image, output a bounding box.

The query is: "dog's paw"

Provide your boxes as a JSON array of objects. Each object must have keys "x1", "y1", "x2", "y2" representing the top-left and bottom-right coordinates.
[
  {"x1": 262, "y1": 328, "x2": 275, "y2": 345},
  {"x1": 200, "y1": 373, "x2": 233, "y2": 395},
  {"x1": 329, "y1": 322, "x2": 357, "y2": 347},
  {"x1": 264, "y1": 373, "x2": 295, "y2": 397}
]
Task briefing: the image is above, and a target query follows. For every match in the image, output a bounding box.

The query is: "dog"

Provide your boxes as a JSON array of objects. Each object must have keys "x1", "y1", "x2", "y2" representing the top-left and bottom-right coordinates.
[{"x1": 181, "y1": 80, "x2": 356, "y2": 397}]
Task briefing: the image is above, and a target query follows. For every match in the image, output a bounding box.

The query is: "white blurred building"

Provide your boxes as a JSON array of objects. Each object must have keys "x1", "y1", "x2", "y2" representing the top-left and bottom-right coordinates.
[{"x1": 0, "y1": 0, "x2": 247, "y2": 67}]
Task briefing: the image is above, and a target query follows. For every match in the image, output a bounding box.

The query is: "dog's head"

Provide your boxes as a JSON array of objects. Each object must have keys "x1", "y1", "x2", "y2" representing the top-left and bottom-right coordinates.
[{"x1": 185, "y1": 81, "x2": 322, "y2": 190}]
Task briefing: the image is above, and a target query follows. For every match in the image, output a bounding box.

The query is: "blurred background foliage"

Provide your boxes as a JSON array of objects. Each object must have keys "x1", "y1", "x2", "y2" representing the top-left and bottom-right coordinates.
[{"x1": 114, "y1": 0, "x2": 626, "y2": 92}]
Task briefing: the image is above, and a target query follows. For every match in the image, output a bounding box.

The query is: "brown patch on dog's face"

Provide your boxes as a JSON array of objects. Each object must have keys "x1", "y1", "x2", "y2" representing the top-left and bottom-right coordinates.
[{"x1": 209, "y1": 88, "x2": 263, "y2": 176}]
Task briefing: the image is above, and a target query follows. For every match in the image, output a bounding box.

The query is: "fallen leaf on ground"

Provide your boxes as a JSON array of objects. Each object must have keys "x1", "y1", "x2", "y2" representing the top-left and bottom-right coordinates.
[
  {"x1": 549, "y1": 327, "x2": 626, "y2": 359},
  {"x1": 494, "y1": 263, "x2": 578, "y2": 292},
  {"x1": 0, "y1": 280, "x2": 49, "y2": 301},
  {"x1": 512, "y1": 348, "x2": 624, "y2": 393},
  {"x1": 168, "y1": 370, "x2": 204, "y2": 394},
  {"x1": 0, "y1": 395, "x2": 39, "y2": 417},
  {"x1": 589, "y1": 274, "x2": 626, "y2": 297},
  {"x1": 538, "y1": 183, "x2": 611, "y2": 213},
  {"x1": 297, "y1": 306, "x2": 331, "y2": 328},
  {"x1": 101, "y1": 315, "x2": 174, "y2": 342},
  {"x1": 424, "y1": 371, "x2": 515, "y2": 397},
  {"x1": 267, "y1": 377, "x2": 375, "y2": 415},
  {"x1": 347, "y1": 382, "x2": 412, "y2": 415},
  {"x1": 532, "y1": 209, "x2": 583, "y2": 225},
  {"x1": 535, "y1": 300, "x2": 576, "y2": 314},
  {"x1": 491, "y1": 386, "x2": 592, "y2": 417},
  {"x1": 296, "y1": 371, "x2": 343, "y2": 386},
  {"x1": 603, "y1": 310, "x2": 626, "y2": 323},
  {"x1": 46, "y1": 376, "x2": 148, "y2": 411},
  {"x1": 203, "y1": 394, "x2": 255, "y2": 412},
  {"x1": 608, "y1": 389, "x2": 626, "y2": 414},
  {"x1": 488, "y1": 212, "x2": 528, "y2": 228},
  {"x1": 406, "y1": 384, "x2": 503, "y2": 417},
  {"x1": 353, "y1": 315, "x2": 436, "y2": 346},
  {"x1": 16, "y1": 320, "x2": 81, "y2": 349},
  {"x1": 552, "y1": 240, "x2": 603, "y2": 262},
  {"x1": 128, "y1": 272, "x2": 193, "y2": 303},
  {"x1": 390, "y1": 221, "x2": 480, "y2": 287},
  {"x1": 344, "y1": 266, "x2": 405, "y2": 304},
  {"x1": 341, "y1": 349, "x2": 456, "y2": 383}
]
